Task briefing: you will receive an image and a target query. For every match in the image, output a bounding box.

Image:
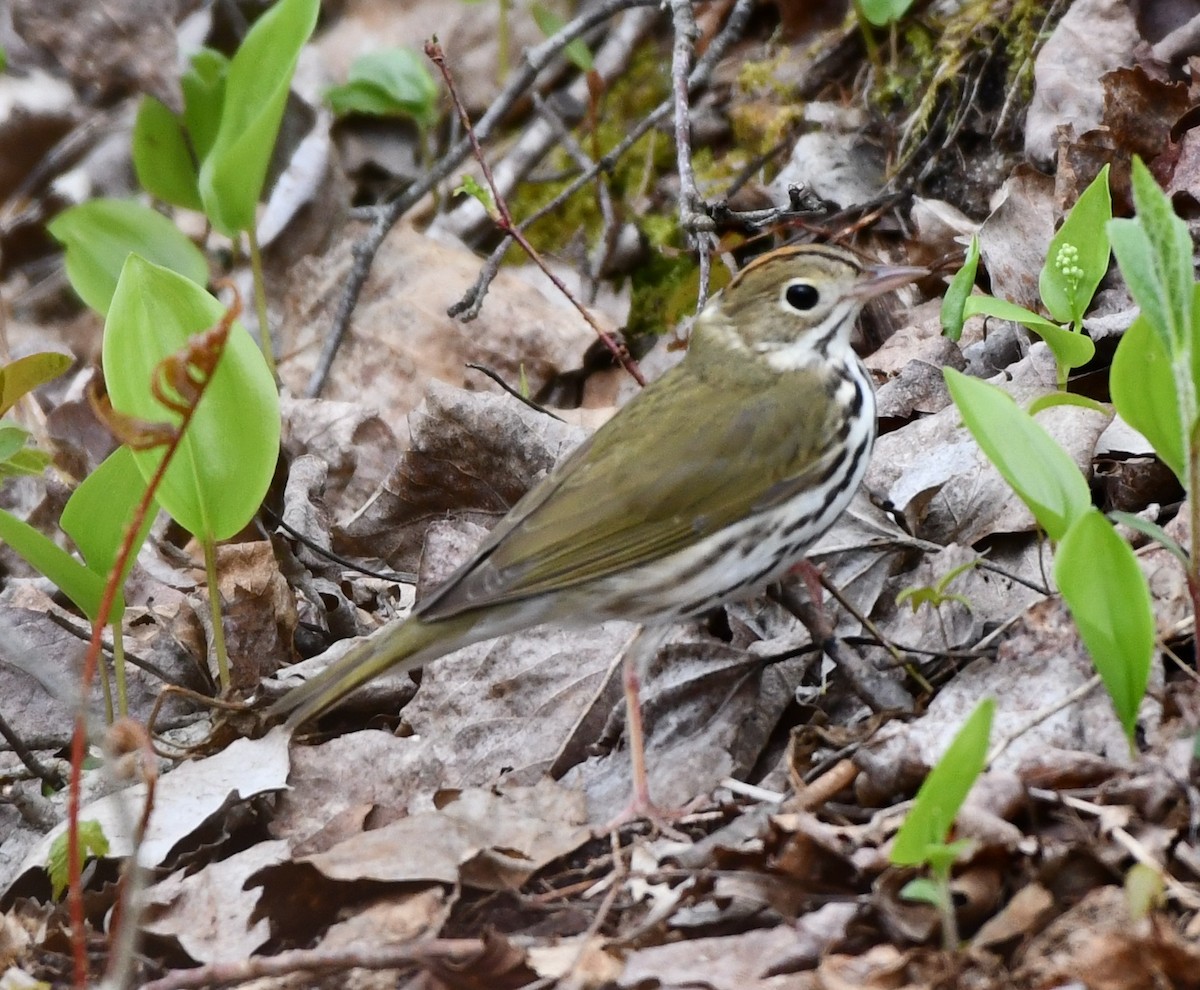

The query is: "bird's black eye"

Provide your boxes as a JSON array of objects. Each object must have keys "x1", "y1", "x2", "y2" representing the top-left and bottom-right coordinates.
[{"x1": 785, "y1": 282, "x2": 820, "y2": 311}]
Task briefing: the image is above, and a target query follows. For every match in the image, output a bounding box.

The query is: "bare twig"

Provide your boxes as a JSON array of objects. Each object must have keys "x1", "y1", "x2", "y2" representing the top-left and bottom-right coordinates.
[
  {"x1": 465, "y1": 362, "x2": 566, "y2": 421},
  {"x1": 0, "y1": 707, "x2": 65, "y2": 789},
  {"x1": 769, "y1": 582, "x2": 914, "y2": 714},
  {"x1": 667, "y1": 0, "x2": 716, "y2": 239},
  {"x1": 452, "y1": 0, "x2": 755, "y2": 323},
  {"x1": 1029, "y1": 787, "x2": 1200, "y2": 910},
  {"x1": 432, "y1": 3, "x2": 661, "y2": 243},
  {"x1": 428, "y1": 40, "x2": 646, "y2": 386}
]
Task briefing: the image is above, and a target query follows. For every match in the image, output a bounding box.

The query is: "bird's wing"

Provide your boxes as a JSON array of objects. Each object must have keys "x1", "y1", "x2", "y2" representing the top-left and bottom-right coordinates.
[{"x1": 418, "y1": 364, "x2": 846, "y2": 619}]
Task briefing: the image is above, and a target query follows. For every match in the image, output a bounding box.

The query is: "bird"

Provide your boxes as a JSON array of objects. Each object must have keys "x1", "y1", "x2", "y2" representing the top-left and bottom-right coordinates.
[{"x1": 268, "y1": 243, "x2": 925, "y2": 820}]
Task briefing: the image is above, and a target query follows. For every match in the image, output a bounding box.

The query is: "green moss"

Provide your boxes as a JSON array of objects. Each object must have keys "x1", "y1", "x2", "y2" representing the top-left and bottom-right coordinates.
[
  {"x1": 625, "y1": 249, "x2": 732, "y2": 340},
  {"x1": 863, "y1": 0, "x2": 1061, "y2": 158}
]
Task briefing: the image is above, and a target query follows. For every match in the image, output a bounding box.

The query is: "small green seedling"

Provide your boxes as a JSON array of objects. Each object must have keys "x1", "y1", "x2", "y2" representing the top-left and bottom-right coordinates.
[
  {"x1": 943, "y1": 165, "x2": 1112, "y2": 398},
  {"x1": 896, "y1": 557, "x2": 978, "y2": 614},
  {"x1": 324, "y1": 47, "x2": 439, "y2": 128},
  {"x1": 896, "y1": 557, "x2": 978, "y2": 650},
  {"x1": 891, "y1": 697, "x2": 994, "y2": 950},
  {"x1": 454, "y1": 175, "x2": 497, "y2": 218},
  {"x1": 47, "y1": 820, "x2": 109, "y2": 898},
  {"x1": 1124, "y1": 860, "x2": 1166, "y2": 922},
  {"x1": 0, "y1": 352, "x2": 72, "y2": 478}
]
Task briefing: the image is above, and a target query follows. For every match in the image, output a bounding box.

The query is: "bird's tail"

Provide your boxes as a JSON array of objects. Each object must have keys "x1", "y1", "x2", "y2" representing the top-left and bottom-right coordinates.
[{"x1": 266, "y1": 612, "x2": 478, "y2": 728}]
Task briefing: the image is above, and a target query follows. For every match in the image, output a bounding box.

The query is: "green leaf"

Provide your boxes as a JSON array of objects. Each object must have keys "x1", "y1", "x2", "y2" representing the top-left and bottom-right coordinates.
[
  {"x1": 963, "y1": 295, "x2": 1095, "y2": 378},
  {"x1": 198, "y1": 0, "x2": 320, "y2": 235},
  {"x1": 0, "y1": 508, "x2": 106, "y2": 620},
  {"x1": 47, "y1": 820, "x2": 109, "y2": 899},
  {"x1": 1108, "y1": 157, "x2": 1194, "y2": 355},
  {"x1": 943, "y1": 368, "x2": 1092, "y2": 542},
  {"x1": 856, "y1": 0, "x2": 917, "y2": 27},
  {"x1": 940, "y1": 236, "x2": 980, "y2": 342},
  {"x1": 0, "y1": 352, "x2": 71, "y2": 417},
  {"x1": 61, "y1": 446, "x2": 156, "y2": 586},
  {"x1": 899, "y1": 876, "x2": 944, "y2": 907},
  {"x1": 0, "y1": 425, "x2": 29, "y2": 463},
  {"x1": 324, "y1": 48, "x2": 439, "y2": 127},
  {"x1": 0, "y1": 424, "x2": 54, "y2": 481},
  {"x1": 530, "y1": 3, "x2": 595, "y2": 72},
  {"x1": 454, "y1": 175, "x2": 496, "y2": 215},
  {"x1": 181, "y1": 48, "x2": 229, "y2": 164},
  {"x1": 891, "y1": 698, "x2": 994, "y2": 866},
  {"x1": 1029, "y1": 322, "x2": 1096, "y2": 379},
  {"x1": 1055, "y1": 508, "x2": 1154, "y2": 743},
  {"x1": 102, "y1": 257, "x2": 280, "y2": 541},
  {"x1": 1109, "y1": 511, "x2": 1189, "y2": 568},
  {"x1": 1111, "y1": 314, "x2": 1186, "y2": 483},
  {"x1": 132, "y1": 97, "x2": 203, "y2": 210},
  {"x1": 47, "y1": 199, "x2": 209, "y2": 316},
  {"x1": 1027, "y1": 392, "x2": 1109, "y2": 416},
  {"x1": 1125, "y1": 863, "x2": 1165, "y2": 921},
  {"x1": 1040, "y1": 165, "x2": 1112, "y2": 324},
  {"x1": 0, "y1": 446, "x2": 52, "y2": 480}
]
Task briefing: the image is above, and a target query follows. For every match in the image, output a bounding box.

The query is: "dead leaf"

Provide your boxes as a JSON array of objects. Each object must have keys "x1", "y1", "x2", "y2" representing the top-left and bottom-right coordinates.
[
  {"x1": 141, "y1": 840, "x2": 290, "y2": 964},
  {"x1": 1024, "y1": 0, "x2": 1140, "y2": 164},
  {"x1": 300, "y1": 780, "x2": 591, "y2": 890},
  {"x1": 12, "y1": 728, "x2": 291, "y2": 888},
  {"x1": 336, "y1": 383, "x2": 585, "y2": 571},
  {"x1": 277, "y1": 224, "x2": 600, "y2": 433}
]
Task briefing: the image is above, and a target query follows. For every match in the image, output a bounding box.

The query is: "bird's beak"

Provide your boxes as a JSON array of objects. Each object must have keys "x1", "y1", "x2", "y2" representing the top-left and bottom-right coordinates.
[{"x1": 845, "y1": 263, "x2": 930, "y2": 300}]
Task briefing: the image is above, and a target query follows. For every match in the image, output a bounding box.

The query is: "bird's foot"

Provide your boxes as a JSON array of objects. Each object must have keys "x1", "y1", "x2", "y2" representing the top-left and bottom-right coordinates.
[{"x1": 602, "y1": 786, "x2": 700, "y2": 842}]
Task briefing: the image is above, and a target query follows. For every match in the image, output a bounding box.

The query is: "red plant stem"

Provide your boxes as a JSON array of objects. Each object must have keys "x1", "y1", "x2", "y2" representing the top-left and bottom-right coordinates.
[
  {"x1": 425, "y1": 40, "x2": 645, "y2": 387},
  {"x1": 67, "y1": 319, "x2": 233, "y2": 987}
]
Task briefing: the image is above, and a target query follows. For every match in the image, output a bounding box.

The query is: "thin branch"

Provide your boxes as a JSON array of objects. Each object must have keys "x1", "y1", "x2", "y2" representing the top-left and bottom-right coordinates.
[
  {"x1": 667, "y1": 0, "x2": 715, "y2": 240},
  {"x1": 432, "y1": 3, "x2": 661, "y2": 244},
  {"x1": 451, "y1": 0, "x2": 755, "y2": 325},
  {"x1": 0, "y1": 708, "x2": 65, "y2": 788},
  {"x1": 428, "y1": 40, "x2": 646, "y2": 386},
  {"x1": 465, "y1": 363, "x2": 565, "y2": 421},
  {"x1": 531, "y1": 92, "x2": 618, "y2": 289}
]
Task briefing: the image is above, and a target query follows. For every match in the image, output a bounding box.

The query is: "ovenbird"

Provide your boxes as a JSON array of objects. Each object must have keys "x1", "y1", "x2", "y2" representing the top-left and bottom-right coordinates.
[{"x1": 269, "y1": 243, "x2": 924, "y2": 814}]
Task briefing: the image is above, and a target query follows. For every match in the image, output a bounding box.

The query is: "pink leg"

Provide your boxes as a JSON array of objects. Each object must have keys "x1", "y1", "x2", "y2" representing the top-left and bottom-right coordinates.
[{"x1": 603, "y1": 626, "x2": 689, "y2": 837}]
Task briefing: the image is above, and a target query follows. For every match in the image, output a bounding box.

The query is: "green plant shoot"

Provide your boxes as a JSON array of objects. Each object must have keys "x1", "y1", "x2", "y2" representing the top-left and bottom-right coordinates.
[
  {"x1": 1055, "y1": 508, "x2": 1153, "y2": 744},
  {"x1": 855, "y1": 0, "x2": 917, "y2": 27},
  {"x1": 940, "y1": 235, "x2": 979, "y2": 342},
  {"x1": 1040, "y1": 164, "x2": 1112, "y2": 325},
  {"x1": 943, "y1": 166, "x2": 1111, "y2": 391},
  {"x1": 324, "y1": 48, "x2": 439, "y2": 128},
  {"x1": 198, "y1": 0, "x2": 320, "y2": 236},
  {"x1": 891, "y1": 697, "x2": 994, "y2": 949}
]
